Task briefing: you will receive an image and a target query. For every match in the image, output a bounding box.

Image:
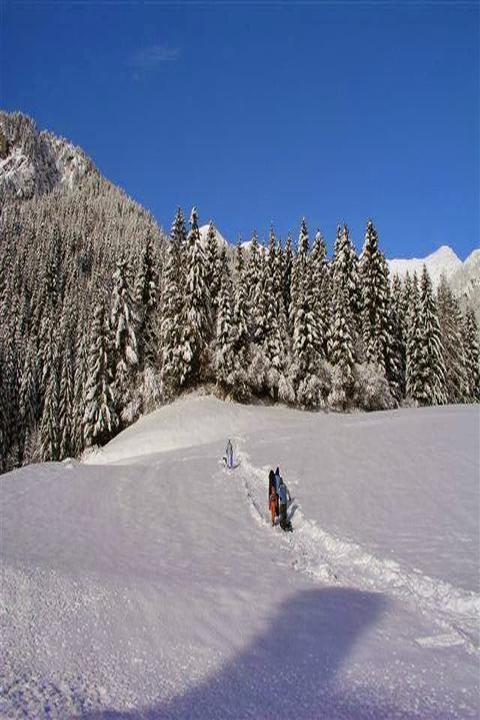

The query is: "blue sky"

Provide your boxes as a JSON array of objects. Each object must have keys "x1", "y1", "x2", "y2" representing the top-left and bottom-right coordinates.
[{"x1": 2, "y1": 1, "x2": 479, "y2": 259}]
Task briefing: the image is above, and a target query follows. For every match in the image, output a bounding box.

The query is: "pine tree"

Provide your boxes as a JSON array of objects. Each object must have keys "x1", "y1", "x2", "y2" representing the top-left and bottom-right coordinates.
[
  {"x1": 390, "y1": 273, "x2": 407, "y2": 399},
  {"x1": 73, "y1": 328, "x2": 88, "y2": 456},
  {"x1": 160, "y1": 232, "x2": 184, "y2": 399},
  {"x1": 171, "y1": 207, "x2": 187, "y2": 274},
  {"x1": 332, "y1": 224, "x2": 360, "y2": 336},
  {"x1": 134, "y1": 234, "x2": 158, "y2": 369},
  {"x1": 360, "y1": 221, "x2": 390, "y2": 372},
  {"x1": 83, "y1": 303, "x2": 118, "y2": 447},
  {"x1": 328, "y1": 285, "x2": 355, "y2": 410},
  {"x1": 310, "y1": 230, "x2": 328, "y2": 359},
  {"x1": 215, "y1": 252, "x2": 236, "y2": 396},
  {"x1": 178, "y1": 207, "x2": 212, "y2": 387},
  {"x1": 437, "y1": 276, "x2": 468, "y2": 403},
  {"x1": 59, "y1": 343, "x2": 75, "y2": 459},
  {"x1": 283, "y1": 233, "x2": 293, "y2": 324},
  {"x1": 231, "y1": 244, "x2": 251, "y2": 401},
  {"x1": 40, "y1": 341, "x2": 61, "y2": 461},
  {"x1": 110, "y1": 255, "x2": 138, "y2": 412},
  {"x1": 463, "y1": 308, "x2": 480, "y2": 402},
  {"x1": 413, "y1": 266, "x2": 447, "y2": 405},
  {"x1": 405, "y1": 273, "x2": 423, "y2": 402},
  {"x1": 205, "y1": 221, "x2": 220, "y2": 321},
  {"x1": 290, "y1": 219, "x2": 310, "y2": 324},
  {"x1": 291, "y1": 270, "x2": 322, "y2": 408}
]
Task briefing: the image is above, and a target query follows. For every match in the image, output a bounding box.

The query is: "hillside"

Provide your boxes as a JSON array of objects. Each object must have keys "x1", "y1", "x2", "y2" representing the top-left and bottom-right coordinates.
[{"x1": 2, "y1": 396, "x2": 479, "y2": 718}]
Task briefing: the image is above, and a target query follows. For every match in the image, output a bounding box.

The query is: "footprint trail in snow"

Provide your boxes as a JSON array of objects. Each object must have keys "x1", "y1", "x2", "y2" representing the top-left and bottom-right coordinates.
[{"x1": 232, "y1": 442, "x2": 480, "y2": 656}]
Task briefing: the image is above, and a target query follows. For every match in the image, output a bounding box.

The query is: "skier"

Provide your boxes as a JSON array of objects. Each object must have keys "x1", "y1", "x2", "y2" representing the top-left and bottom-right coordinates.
[
  {"x1": 224, "y1": 439, "x2": 234, "y2": 469},
  {"x1": 278, "y1": 477, "x2": 292, "y2": 531},
  {"x1": 269, "y1": 484, "x2": 278, "y2": 527}
]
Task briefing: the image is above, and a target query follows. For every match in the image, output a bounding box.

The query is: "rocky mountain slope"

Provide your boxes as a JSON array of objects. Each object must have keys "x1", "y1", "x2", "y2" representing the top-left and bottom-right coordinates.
[{"x1": 0, "y1": 112, "x2": 95, "y2": 203}]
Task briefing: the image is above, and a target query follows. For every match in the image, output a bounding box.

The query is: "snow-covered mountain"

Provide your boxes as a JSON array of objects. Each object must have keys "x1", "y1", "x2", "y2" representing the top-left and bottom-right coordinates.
[
  {"x1": 0, "y1": 111, "x2": 94, "y2": 202},
  {"x1": 449, "y1": 249, "x2": 480, "y2": 320},
  {"x1": 199, "y1": 223, "x2": 228, "y2": 247},
  {"x1": 2, "y1": 395, "x2": 479, "y2": 717},
  {"x1": 387, "y1": 245, "x2": 462, "y2": 286}
]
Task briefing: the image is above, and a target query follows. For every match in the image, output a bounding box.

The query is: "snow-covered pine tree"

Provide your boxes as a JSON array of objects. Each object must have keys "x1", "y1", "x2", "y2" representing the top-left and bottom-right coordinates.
[
  {"x1": 436, "y1": 275, "x2": 468, "y2": 403},
  {"x1": 405, "y1": 273, "x2": 423, "y2": 402},
  {"x1": 205, "y1": 221, "x2": 220, "y2": 321},
  {"x1": 390, "y1": 273, "x2": 407, "y2": 399},
  {"x1": 360, "y1": 220, "x2": 391, "y2": 373},
  {"x1": 245, "y1": 231, "x2": 262, "y2": 303},
  {"x1": 290, "y1": 267, "x2": 322, "y2": 408},
  {"x1": 40, "y1": 338, "x2": 61, "y2": 461},
  {"x1": 462, "y1": 307, "x2": 480, "y2": 402},
  {"x1": 171, "y1": 207, "x2": 187, "y2": 268},
  {"x1": 263, "y1": 235, "x2": 289, "y2": 401},
  {"x1": 73, "y1": 327, "x2": 88, "y2": 457},
  {"x1": 59, "y1": 341, "x2": 75, "y2": 459},
  {"x1": 289, "y1": 219, "x2": 310, "y2": 326},
  {"x1": 18, "y1": 343, "x2": 39, "y2": 461},
  {"x1": 229, "y1": 243, "x2": 251, "y2": 401},
  {"x1": 328, "y1": 284, "x2": 355, "y2": 410},
  {"x1": 110, "y1": 254, "x2": 138, "y2": 418},
  {"x1": 332, "y1": 224, "x2": 360, "y2": 338},
  {"x1": 215, "y1": 251, "x2": 236, "y2": 397},
  {"x1": 250, "y1": 241, "x2": 268, "y2": 349},
  {"x1": 160, "y1": 240, "x2": 182, "y2": 398},
  {"x1": 414, "y1": 266, "x2": 447, "y2": 405},
  {"x1": 178, "y1": 207, "x2": 212, "y2": 388},
  {"x1": 310, "y1": 229, "x2": 328, "y2": 359},
  {"x1": 83, "y1": 303, "x2": 118, "y2": 448},
  {"x1": 134, "y1": 234, "x2": 158, "y2": 369},
  {"x1": 283, "y1": 233, "x2": 293, "y2": 325}
]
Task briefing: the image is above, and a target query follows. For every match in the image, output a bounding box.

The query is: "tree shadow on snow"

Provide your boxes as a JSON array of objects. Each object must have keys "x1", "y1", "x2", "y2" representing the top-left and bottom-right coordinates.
[{"x1": 81, "y1": 587, "x2": 414, "y2": 720}]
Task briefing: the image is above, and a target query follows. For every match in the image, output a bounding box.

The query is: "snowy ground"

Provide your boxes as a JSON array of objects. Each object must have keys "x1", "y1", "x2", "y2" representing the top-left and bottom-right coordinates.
[{"x1": 1, "y1": 397, "x2": 479, "y2": 719}]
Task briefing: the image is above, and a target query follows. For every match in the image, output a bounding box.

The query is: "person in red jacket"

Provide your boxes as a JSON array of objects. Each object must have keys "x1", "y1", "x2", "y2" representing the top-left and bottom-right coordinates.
[{"x1": 269, "y1": 487, "x2": 278, "y2": 526}]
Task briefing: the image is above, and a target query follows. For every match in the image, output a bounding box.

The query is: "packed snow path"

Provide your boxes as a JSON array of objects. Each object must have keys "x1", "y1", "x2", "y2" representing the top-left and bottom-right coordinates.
[
  {"x1": 1, "y1": 397, "x2": 479, "y2": 718},
  {"x1": 234, "y1": 444, "x2": 479, "y2": 654}
]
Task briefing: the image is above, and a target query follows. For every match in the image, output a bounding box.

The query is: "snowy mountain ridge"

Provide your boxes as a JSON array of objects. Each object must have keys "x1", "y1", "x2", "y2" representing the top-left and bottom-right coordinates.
[
  {"x1": 387, "y1": 245, "x2": 463, "y2": 286},
  {"x1": 0, "y1": 111, "x2": 94, "y2": 202}
]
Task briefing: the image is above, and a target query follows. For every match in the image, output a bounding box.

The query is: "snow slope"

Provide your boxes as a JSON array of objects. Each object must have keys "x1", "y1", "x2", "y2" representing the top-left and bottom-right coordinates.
[
  {"x1": 387, "y1": 245, "x2": 462, "y2": 287},
  {"x1": 1, "y1": 397, "x2": 479, "y2": 718}
]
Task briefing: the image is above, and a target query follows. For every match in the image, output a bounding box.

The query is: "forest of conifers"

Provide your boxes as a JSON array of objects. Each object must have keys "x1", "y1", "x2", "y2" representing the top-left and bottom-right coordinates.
[{"x1": 0, "y1": 117, "x2": 478, "y2": 475}]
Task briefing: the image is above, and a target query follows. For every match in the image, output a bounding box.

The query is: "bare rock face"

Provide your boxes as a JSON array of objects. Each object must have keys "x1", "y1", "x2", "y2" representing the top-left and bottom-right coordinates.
[{"x1": 0, "y1": 111, "x2": 94, "y2": 203}]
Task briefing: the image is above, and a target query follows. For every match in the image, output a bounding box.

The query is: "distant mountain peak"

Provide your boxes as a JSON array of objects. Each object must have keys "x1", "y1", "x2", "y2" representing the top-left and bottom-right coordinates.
[
  {"x1": 387, "y1": 244, "x2": 462, "y2": 286},
  {"x1": 198, "y1": 223, "x2": 228, "y2": 247}
]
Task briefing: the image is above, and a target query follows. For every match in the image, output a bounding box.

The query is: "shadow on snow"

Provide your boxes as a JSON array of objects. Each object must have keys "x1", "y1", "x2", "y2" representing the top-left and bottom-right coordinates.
[{"x1": 82, "y1": 587, "x2": 407, "y2": 720}]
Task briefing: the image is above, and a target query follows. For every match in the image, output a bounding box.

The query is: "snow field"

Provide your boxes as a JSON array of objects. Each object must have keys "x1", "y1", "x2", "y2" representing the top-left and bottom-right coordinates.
[{"x1": 1, "y1": 396, "x2": 479, "y2": 718}]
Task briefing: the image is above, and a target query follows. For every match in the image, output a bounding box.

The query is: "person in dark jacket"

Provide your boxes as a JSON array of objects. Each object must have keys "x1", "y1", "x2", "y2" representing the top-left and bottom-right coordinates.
[{"x1": 278, "y1": 477, "x2": 292, "y2": 530}]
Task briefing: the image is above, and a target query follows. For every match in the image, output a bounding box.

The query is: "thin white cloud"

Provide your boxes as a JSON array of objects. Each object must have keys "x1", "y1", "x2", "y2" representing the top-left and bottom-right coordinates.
[{"x1": 128, "y1": 44, "x2": 180, "y2": 74}]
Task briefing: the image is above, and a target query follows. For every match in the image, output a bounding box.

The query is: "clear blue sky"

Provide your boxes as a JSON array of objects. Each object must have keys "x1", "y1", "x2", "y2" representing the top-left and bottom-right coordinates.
[{"x1": 2, "y1": 1, "x2": 479, "y2": 259}]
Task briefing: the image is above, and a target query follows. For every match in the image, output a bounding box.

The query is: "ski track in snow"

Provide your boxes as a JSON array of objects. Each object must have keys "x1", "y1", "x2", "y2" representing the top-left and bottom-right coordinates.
[{"x1": 233, "y1": 440, "x2": 480, "y2": 656}]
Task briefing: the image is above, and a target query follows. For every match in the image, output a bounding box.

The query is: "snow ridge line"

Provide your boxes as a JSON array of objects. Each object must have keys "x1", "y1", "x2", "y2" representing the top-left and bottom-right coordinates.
[{"x1": 235, "y1": 446, "x2": 479, "y2": 655}]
